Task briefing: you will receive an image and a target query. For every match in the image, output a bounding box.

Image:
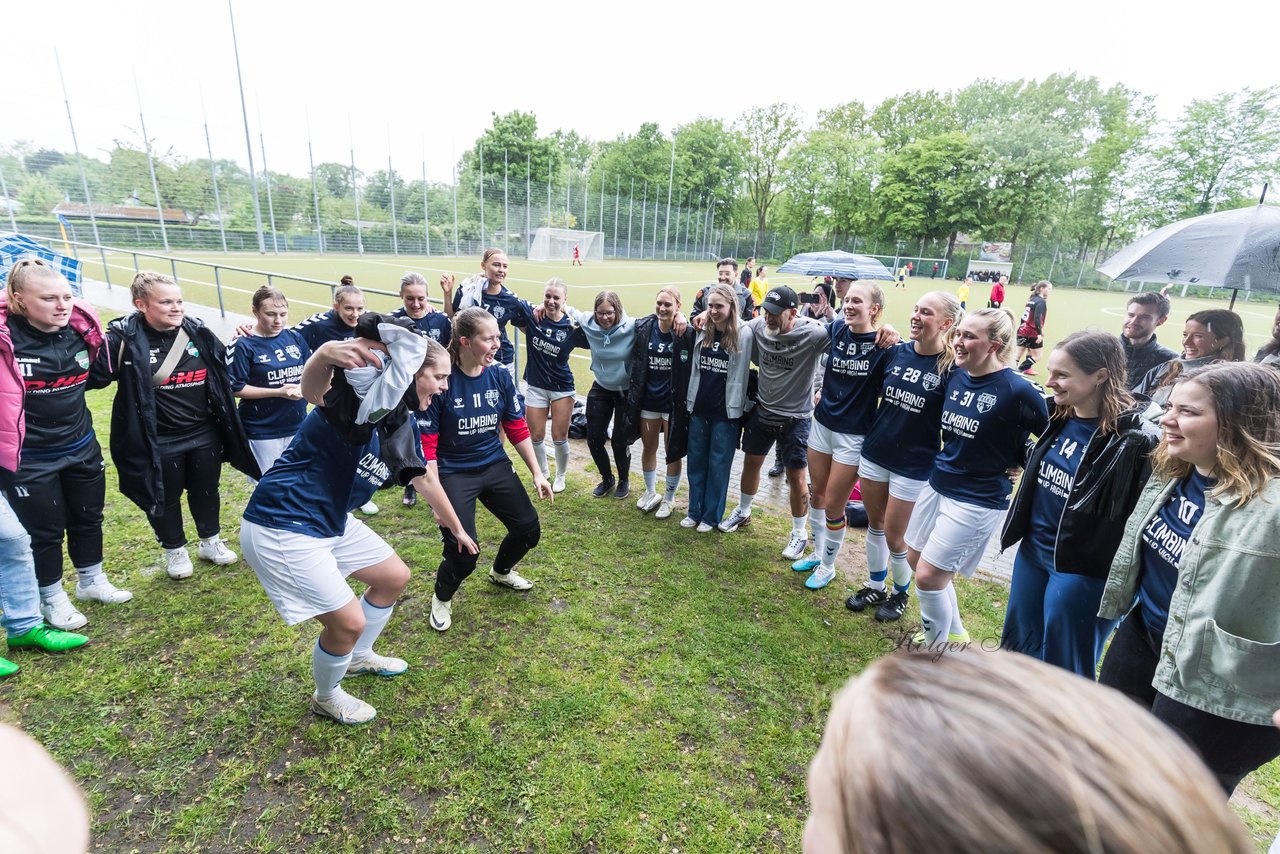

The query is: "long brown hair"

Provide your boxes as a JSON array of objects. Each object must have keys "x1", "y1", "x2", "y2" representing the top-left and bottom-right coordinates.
[
  {"x1": 1158, "y1": 309, "x2": 1245, "y2": 388},
  {"x1": 699, "y1": 284, "x2": 741, "y2": 353},
  {"x1": 811, "y1": 650, "x2": 1251, "y2": 853},
  {"x1": 1051, "y1": 331, "x2": 1133, "y2": 434},
  {"x1": 1152, "y1": 361, "x2": 1280, "y2": 506}
]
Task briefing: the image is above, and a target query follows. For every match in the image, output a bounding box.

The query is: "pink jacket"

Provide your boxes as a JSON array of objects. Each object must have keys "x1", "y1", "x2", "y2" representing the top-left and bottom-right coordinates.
[{"x1": 0, "y1": 298, "x2": 108, "y2": 472}]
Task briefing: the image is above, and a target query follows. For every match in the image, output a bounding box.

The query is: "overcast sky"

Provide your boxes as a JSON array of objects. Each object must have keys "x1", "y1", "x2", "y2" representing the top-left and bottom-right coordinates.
[{"x1": 5, "y1": 0, "x2": 1277, "y2": 185}]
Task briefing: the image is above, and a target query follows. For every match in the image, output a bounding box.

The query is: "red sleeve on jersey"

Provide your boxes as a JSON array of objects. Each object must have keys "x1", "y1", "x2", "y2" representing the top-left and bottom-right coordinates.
[
  {"x1": 502, "y1": 417, "x2": 530, "y2": 445},
  {"x1": 420, "y1": 432, "x2": 439, "y2": 462}
]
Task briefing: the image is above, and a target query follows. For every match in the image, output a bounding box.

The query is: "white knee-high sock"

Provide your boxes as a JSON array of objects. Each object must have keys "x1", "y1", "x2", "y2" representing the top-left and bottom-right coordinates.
[
  {"x1": 643, "y1": 469, "x2": 658, "y2": 493},
  {"x1": 865, "y1": 528, "x2": 888, "y2": 589},
  {"x1": 808, "y1": 507, "x2": 826, "y2": 555},
  {"x1": 916, "y1": 588, "x2": 950, "y2": 645},
  {"x1": 821, "y1": 516, "x2": 847, "y2": 570},
  {"x1": 313, "y1": 639, "x2": 352, "y2": 700},
  {"x1": 889, "y1": 550, "x2": 912, "y2": 591},
  {"x1": 738, "y1": 491, "x2": 756, "y2": 514},
  {"x1": 553, "y1": 439, "x2": 569, "y2": 476},
  {"x1": 532, "y1": 440, "x2": 549, "y2": 477},
  {"x1": 664, "y1": 472, "x2": 681, "y2": 501},
  {"x1": 946, "y1": 583, "x2": 966, "y2": 637},
  {"x1": 351, "y1": 595, "x2": 394, "y2": 660}
]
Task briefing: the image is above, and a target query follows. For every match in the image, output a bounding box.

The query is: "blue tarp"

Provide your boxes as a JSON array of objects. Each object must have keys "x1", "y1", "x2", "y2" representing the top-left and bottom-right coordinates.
[{"x1": 0, "y1": 233, "x2": 83, "y2": 296}]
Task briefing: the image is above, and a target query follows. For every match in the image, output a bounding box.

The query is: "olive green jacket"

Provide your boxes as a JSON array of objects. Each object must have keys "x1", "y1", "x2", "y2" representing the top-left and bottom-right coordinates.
[{"x1": 1099, "y1": 475, "x2": 1280, "y2": 726}]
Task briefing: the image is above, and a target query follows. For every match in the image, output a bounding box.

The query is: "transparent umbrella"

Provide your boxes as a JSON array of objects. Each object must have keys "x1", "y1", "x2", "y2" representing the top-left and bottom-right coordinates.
[{"x1": 776, "y1": 250, "x2": 895, "y2": 281}]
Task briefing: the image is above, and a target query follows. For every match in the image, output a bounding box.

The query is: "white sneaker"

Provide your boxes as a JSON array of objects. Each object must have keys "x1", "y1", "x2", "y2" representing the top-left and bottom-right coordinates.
[
  {"x1": 430, "y1": 595, "x2": 452, "y2": 632},
  {"x1": 655, "y1": 500, "x2": 674, "y2": 520},
  {"x1": 697, "y1": 521, "x2": 714, "y2": 533},
  {"x1": 781, "y1": 530, "x2": 808, "y2": 561},
  {"x1": 347, "y1": 651, "x2": 408, "y2": 677},
  {"x1": 310, "y1": 688, "x2": 377, "y2": 725},
  {"x1": 553, "y1": 474, "x2": 566, "y2": 493},
  {"x1": 165, "y1": 547, "x2": 194, "y2": 579},
  {"x1": 488, "y1": 568, "x2": 533, "y2": 590},
  {"x1": 718, "y1": 506, "x2": 752, "y2": 533},
  {"x1": 197, "y1": 537, "x2": 238, "y2": 565},
  {"x1": 359, "y1": 500, "x2": 379, "y2": 515},
  {"x1": 636, "y1": 491, "x2": 661, "y2": 512},
  {"x1": 40, "y1": 594, "x2": 88, "y2": 631},
  {"x1": 679, "y1": 515, "x2": 698, "y2": 528},
  {"x1": 75, "y1": 576, "x2": 134, "y2": 604}
]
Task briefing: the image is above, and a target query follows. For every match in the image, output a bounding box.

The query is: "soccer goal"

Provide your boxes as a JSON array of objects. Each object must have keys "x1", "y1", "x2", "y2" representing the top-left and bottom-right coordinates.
[{"x1": 528, "y1": 228, "x2": 605, "y2": 262}]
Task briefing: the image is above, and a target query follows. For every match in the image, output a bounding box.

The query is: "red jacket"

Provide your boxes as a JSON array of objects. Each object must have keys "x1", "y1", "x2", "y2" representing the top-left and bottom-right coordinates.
[
  {"x1": 0, "y1": 298, "x2": 108, "y2": 472},
  {"x1": 990, "y1": 282, "x2": 1006, "y2": 303}
]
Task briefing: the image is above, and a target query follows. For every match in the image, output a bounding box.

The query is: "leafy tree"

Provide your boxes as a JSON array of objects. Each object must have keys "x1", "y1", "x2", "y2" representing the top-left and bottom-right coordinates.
[
  {"x1": 363, "y1": 168, "x2": 407, "y2": 212},
  {"x1": 874, "y1": 132, "x2": 985, "y2": 257},
  {"x1": 869, "y1": 90, "x2": 957, "y2": 150},
  {"x1": 19, "y1": 174, "x2": 60, "y2": 215},
  {"x1": 737, "y1": 103, "x2": 802, "y2": 250},
  {"x1": 593, "y1": 122, "x2": 671, "y2": 189},
  {"x1": 672, "y1": 118, "x2": 744, "y2": 219},
  {"x1": 314, "y1": 162, "x2": 357, "y2": 199},
  {"x1": 24, "y1": 149, "x2": 67, "y2": 175},
  {"x1": 551, "y1": 129, "x2": 594, "y2": 173}
]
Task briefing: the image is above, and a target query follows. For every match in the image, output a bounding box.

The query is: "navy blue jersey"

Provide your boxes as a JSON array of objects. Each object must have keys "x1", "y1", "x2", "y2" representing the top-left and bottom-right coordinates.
[
  {"x1": 420, "y1": 364, "x2": 523, "y2": 474},
  {"x1": 1023, "y1": 416, "x2": 1099, "y2": 567},
  {"x1": 641, "y1": 323, "x2": 676, "y2": 412},
  {"x1": 692, "y1": 334, "x2": 730, "y2": 420},
  {"x1": 390, "y1": 307, "x2": 451, "y2": 345},
  {"x1": 293, "y1": 310, "x2": 355, "y2": 350},
  {"x1": 814, "y1": 326, "x2": 890, "y2": 436},
  {"x1": 225, "y1": 330, "x2": 311, "y2": 440},
  {"x1": 929, "y1": 368, "x2": 1050, "y2": 509},
  {"x1": 509, "y1": 301, "x2": 578, "y2": 393},
  {"x1": 452, "y1": 285, "x2": 520, "y2": 365},
  {"x1": 1138, "y1": 470, "x2": 1212, "y2": 636},
  {"x1": 242, "y1": 409, "x2": 398, "y2": 538},
  {"x1": 861, "y1": 343, "x2": 950, "y2": 480}
]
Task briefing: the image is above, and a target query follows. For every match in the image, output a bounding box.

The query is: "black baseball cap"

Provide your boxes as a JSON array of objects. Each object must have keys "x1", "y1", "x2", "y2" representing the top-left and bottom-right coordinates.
[{"x1": 762, "y1": 286, "x2": 799, "y2": 314}]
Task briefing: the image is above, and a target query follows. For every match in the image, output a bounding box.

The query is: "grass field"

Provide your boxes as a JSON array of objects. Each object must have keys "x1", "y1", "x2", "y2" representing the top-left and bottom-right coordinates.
[{"x1": 2, "y1": 252, "x2": 1278, "y2": 850}]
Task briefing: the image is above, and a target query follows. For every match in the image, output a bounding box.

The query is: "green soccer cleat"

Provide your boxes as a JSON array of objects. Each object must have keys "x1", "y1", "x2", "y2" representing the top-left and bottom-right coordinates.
[
  {"x1": 0, "y1": 656, "x2": 18, "y2": 677},
  {"x1": 7, "y1": 624, "x2": 90, "y2": 653}
]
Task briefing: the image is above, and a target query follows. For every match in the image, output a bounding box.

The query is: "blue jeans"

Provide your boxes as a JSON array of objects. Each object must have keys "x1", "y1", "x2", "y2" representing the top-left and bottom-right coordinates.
[
  {"x1": 0, "y1": 493, "x2": 41, "y2": 638},
  {"x1": 1001, "y1": 548, "x2": 1118, "y2": 678},
  {"x1": 685, "y1": 415, "x2": 738, "y2": 526}
]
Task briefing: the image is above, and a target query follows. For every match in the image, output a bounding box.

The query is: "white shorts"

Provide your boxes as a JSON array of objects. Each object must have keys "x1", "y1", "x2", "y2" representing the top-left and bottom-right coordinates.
[
  {"x1": 640, "y1": 409, "x2": 668, "y2": 421},
  {"x1": 903, "y1": 484, "x2": 1003, "y2": 578},
  {"x1": 523, "y1": 385, "x2": 576, "y2": 408},
  {"x1": 858, "y1": 457, "x2": 928, "y2": 502},
  {"x1": 249, "y1": 436, "x2": 293, "y2": 476},
  {"x1": 808, "y1": 421, "x2": 864, "y2": 467},
  {"x1": 240, "y1": 516, "x2": 396, "y2": 625}
]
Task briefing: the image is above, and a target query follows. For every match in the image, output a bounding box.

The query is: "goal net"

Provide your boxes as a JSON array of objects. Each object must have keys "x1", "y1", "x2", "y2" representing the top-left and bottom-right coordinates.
[{"x1": 528, "y1": 228, "x2": 605, "y2": 262}]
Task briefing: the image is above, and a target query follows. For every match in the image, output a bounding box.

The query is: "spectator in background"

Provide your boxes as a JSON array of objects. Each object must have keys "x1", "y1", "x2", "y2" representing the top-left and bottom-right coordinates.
[
  {"x1": 931, "y1": 261, "x2": 939, "y2": 279},
  {"x1": 692, "y1": 258, "x2": 756, "y2": 321},
  {"x1": 988, "y1": 275, "x2": 1006, "y2": 308},
  {"x1": 896, "y1": 265, "x2": 907, "y2": 290},
  {"x1": 956, "y1": 276, "x2": 970, "y2": 310},
  {"x1": 1255, "y1": 304, "x2": 1280, "y2": 367},
  {"x1": 741, "y1": 257, "x2": 755, "y2": 288},
  {"x1": 1120, "y1": 291, "x2": 1177, "y2": 391},
  {"x1": 1133, "y1": 309, "x2": 1245, "y2": 407},
  {"x1": 802, "y1": 650, "x2": 1253, "y2": 854},
  {"x1": 801, "y1": 280, "x2": 835, "y2": 323},
  {"x1": 749, "y1": 266, "x2": 770, "y2": 309}
]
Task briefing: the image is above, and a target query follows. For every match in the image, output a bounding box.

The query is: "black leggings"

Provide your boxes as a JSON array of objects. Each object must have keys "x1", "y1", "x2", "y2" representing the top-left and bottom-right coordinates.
[
  {"x1": 435, "y1": 459, "x2": 541, "y2": 602},
  {"x1": 0, "y1": 439, "x2": 105, "y2": 586},
  {"x1": 1098, "y1": 611, "x2": 1280, "y2": 795},
  {"x1": 147, "y1": 436, "x2": 225, "y2": 550},
  {"x1": 585, "y1": 382, "x2": 630, "y2": 483}
]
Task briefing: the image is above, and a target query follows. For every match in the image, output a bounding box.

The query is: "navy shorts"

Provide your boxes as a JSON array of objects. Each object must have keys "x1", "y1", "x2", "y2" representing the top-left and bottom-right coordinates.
[
  {"x1": 741, "y1": 408, "x2": 810, "y2": 469},
  {"x1": 1017, "y1": 334, "x2": 1043, "y2": 349}
]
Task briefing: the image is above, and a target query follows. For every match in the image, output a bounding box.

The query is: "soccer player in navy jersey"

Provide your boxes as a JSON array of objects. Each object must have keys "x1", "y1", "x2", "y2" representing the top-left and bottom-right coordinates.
[
  {"x1": 847, "y1": 291, "x2": 962, "y2": 622},
  {"x1": 419, "y1": 308, "x2": 553, "y2": 633},
  {"x1": 293, "y1": 283, "x2": 365, "y2": 350},
  {"x1": 903, "y1": 308, "x2": 1050, "y2": 647},
  {"x1": 440, "y1": 249, "x2": 523, "y2": 382},
  {"x1": 509, "y1": 278, "x2": 580, "y2": 493},
  {"x1": 391, "y1": 272, "x2": 451, "y2": 506},
  {"x1": 792, "y1": 282, "x2": 896, "y2": 590},
  {"x1": 241, "y1": 335, "x2": 475, "y2": 725},
  {"x1": 226, "y1": 286, "x2": 310, "y2": 475}
]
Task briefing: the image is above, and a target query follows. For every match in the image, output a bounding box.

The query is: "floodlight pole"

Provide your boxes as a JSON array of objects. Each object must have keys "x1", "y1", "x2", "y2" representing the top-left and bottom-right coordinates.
[
  {"x1": 503, "y1": 149, "x2": 509, "y2": 255},
  {"x1": 350, "y1": 137, "x2": 364, "y2": 254},
  {"x1": 55, "y1": 49, "x2": 100, "y2": 246},
  {"x1": 228, "y1": 0, "x2": 266, "y2": 253},
  {"x1": 627, "y1": 178, "x2": 634, "y2": 259},
  {"x1": 525, "y1": 153, "x2": 531, "y2": 257},
  {"x1": 307, "y1": 121, "x2": 324, "y2": 253},
  {"x1": 199, "y1": 85, "x2": 228, "y2": 252},
  {"x1": 258, "y1": 109, "x2": 279, "y2": 253},
  {"x1": 388, "y1": 149, "x2": 399, "y2": 256},
  {"x1": 639, "y1": 182, "x2": 648, "y2": 261},
  {"x1": 0, "y1": 166, "x2": 18, "y2": 232},
  {"x1": 422, "y1": 158, "x2": 430, "y2": 256},
  {"x1": 664, "y1": 138, "x2": 675, "y2": 259},
  {"x1": 613, "y1": 176, "x2": 620, "y2": 257},
  {"x1": 451, "y1": 158, "x2": 459, "y2": 254},
  {"x1": 133, "y1": 69, "x2": 170, "y2": 252},
  {"x1": 479, "y1": 141, "x2": 485, "y2": 248}
]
